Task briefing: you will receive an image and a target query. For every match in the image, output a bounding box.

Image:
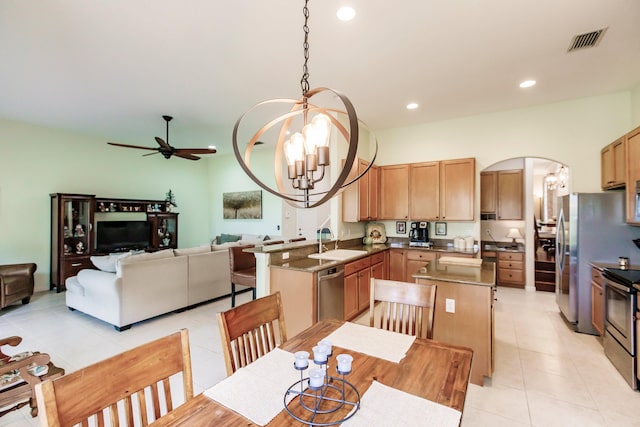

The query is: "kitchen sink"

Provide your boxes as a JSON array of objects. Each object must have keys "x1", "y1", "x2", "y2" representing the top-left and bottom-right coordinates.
[{"x1": 308, "y1": 249, "x2": 368, "y2": 261}]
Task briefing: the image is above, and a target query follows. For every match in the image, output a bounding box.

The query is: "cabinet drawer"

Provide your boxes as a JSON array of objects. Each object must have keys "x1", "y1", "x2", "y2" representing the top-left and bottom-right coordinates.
[
  {"x1": 497, "y1": 251, "x2": 524, "y2": 262},
  {"x1": 498, "y1": 268, "x2": 524, "y2": 283},
  {"x1": 591, "y1": 267, "x2": 603, "y2": 286},
  {"x1": 344, "y1": 257, "x2": 371, "y2": 276},
  {"x1": 63, "y1": 257, "x2": 93, "y2": 277},
  {"x1": 406, "y1": 250, "x2": 436, "y2": 262},
  {"x1": 369, "y1": 251, "x2": 385, "y2": 265},
  {"x1": 499, "y1": 260, "x2": 523, "y2": 270}
]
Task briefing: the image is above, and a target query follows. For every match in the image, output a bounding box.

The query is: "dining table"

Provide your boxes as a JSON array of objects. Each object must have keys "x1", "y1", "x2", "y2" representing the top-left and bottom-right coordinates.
[{"x1": 150, "y1": 319, "x2": 473, "y2": 427}]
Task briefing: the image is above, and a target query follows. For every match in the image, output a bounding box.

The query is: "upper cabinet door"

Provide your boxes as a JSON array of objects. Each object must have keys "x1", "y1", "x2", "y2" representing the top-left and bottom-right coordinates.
[
  {"x1": 380, "y1": 164, "x2": 409, "y2": 220},
  {"x1": 410, "y1": 162, "x2": 440, "y2": 220},
  {"x1": 440, "y1": 158, "x2": 475, "y2": 221},
  {"x1": 497, "y1": 170, "x2": 523, "y2": 220},
  {"x1": 480, "y1": 172, "x2": 497, "y2": 214}
]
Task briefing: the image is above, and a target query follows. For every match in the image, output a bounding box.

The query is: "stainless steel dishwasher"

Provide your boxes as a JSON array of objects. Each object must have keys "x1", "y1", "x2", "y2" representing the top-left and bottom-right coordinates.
[{"x1": 317, "y1": 265, "x2": 345, "y2": 321}]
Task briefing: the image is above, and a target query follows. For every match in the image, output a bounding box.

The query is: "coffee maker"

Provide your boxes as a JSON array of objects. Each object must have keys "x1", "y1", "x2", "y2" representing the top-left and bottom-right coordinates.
[{"x1": 409, "y1": 221, "x2": 430, "y2": 247}]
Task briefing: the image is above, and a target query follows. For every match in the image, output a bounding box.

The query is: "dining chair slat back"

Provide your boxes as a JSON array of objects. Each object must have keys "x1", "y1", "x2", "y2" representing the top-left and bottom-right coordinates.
[
  {"x1": 369, "y1": 278, "x2": 437, "y2": 339},
  {"x1": 217, "y1": 292, "x2": 287, "y2": 376},
  {"x1": 35, "y1": 329, "x2": 193, "y2": 427}
]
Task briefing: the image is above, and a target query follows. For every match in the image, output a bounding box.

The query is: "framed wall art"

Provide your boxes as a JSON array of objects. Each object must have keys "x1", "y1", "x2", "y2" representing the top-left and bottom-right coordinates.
[{"x1": 223, "y1": 190, "x2": 262, "y2": 219}]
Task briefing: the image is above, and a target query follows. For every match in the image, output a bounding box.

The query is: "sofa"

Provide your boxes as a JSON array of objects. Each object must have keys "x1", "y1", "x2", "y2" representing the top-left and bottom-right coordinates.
[
  {"x1": 65, "y1": 235, "x2": 282, "y2": 331},
  {"x1": 66, "y1": 247, "x2": 211, "y2": 330}
]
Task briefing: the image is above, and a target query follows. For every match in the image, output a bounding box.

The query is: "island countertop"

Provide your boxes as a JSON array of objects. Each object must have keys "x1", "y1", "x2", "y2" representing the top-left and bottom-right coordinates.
[{"x1": 412, "y1": 260, "x2": 496, "y2": 287}]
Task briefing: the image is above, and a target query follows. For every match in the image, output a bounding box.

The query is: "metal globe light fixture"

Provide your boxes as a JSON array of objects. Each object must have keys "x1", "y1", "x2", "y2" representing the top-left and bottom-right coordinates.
[{"x1": 232, "y1": 0, "x2": 375, "y2": 208}]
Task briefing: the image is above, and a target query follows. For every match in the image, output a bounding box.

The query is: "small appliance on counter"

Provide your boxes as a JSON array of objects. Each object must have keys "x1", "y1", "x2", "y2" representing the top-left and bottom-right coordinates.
[{"x1": 409, "y1": 221, "x2": 430, "y2": 247}]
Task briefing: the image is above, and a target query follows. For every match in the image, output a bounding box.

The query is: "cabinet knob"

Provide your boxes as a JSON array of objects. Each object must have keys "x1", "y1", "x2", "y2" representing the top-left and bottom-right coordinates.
[{"x1": 71, "y1": 263, "x2": 82, "y2": 267}]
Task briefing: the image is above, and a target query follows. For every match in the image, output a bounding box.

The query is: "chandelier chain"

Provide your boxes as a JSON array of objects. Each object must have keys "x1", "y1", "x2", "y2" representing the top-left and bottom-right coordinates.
[{"x1": 301, "y1": 0, "x2": 310, "y2": 96}]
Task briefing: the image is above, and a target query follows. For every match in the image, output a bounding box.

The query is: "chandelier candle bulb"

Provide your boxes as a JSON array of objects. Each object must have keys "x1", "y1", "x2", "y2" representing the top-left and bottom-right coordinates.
[
  {"x1": 294, "y1": 351, "x2": 310, "y2": 369},
  {"x1": 336, "y1": 354, "x2": 353, "y2": 374}
]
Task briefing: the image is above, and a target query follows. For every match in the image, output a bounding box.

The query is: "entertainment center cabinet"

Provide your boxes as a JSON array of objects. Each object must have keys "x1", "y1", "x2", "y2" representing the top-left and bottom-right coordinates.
[{"x1": 50, "y1": 193, "x2": 178, "y2": 292}]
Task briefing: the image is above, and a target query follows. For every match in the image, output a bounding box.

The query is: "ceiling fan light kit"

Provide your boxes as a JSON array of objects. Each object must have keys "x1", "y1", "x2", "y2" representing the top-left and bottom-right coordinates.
[
  {"x1": 232, "y1": 0, "x2": 376, "y2": 209},
  {"x1": 107, "y1": 115, "x2": 216, "y2": 161}
]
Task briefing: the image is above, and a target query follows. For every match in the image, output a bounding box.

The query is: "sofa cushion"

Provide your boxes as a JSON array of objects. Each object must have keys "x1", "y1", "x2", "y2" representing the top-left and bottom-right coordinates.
[
  {"x1": 174, "y1": 245, "x2": 211, "y2": 256},
  {"x1": 219, "y1": 233, "x2": 241, "y2": 244},
  {"x1": 90, "y1": 253, "x2": 130, "y2": 273},
  {"x1": 116, "y1": 249, "x2": 175, "y2": 277},
  {"x1": 211, "y1": 241, "x2": 240, "y2": 252}
]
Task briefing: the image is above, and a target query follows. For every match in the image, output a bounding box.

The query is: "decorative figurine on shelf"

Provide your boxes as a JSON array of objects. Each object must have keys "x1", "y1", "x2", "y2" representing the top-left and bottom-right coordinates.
[
  {"x1": 109, "y1": 203, "x2": 117, "y2": 212},
  {"x1": 74, "y1": 224, "x2": 85, "y2": 237},
  {"x1": 63, "y1": 244, "x2": 71, "y2": 255},
  {"x1": 98, "y1": 202, "x2": 106, "y2": 212},
  {"x1": 165, "y1": 189, "x2": 177, "y2": 212},
  {"x1": 75, "y1": 241, "x2": 85, "y2": 254},
  {"x1": 162, "y1": 233, "x2": 171, "y2": 247},
  {"x1": 63, "y1": 226, "x2": 71, "y2": 238}
]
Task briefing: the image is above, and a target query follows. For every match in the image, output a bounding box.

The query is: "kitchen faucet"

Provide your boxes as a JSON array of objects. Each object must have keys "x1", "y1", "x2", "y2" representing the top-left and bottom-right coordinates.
[{"x1": 317, "y1": 215, "x2": 335, "y2": 254}]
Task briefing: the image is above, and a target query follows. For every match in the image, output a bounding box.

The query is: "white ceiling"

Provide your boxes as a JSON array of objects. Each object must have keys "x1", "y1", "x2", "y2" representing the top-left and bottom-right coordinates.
[{"x1": 1, "y1": 0, "x2": 639, "y2": 155}]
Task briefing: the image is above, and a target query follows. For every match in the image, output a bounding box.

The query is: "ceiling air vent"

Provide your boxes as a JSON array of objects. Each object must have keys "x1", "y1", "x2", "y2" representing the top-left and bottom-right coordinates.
[{"x1": 568, "y1": 28, "x2": 607, "y2": 52}]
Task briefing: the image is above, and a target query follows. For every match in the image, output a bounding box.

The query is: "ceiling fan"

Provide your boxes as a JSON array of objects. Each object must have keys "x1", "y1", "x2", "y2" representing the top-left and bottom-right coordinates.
[{"x1": 107, "y1": 115, "x2": 216, "y2": 161}]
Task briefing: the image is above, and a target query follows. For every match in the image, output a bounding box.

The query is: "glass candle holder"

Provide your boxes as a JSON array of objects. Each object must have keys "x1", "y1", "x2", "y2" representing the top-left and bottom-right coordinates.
[
  {"x1": 308, "y1": 368, "x2": 325, "y2": 389},
  {"x1": 294, "y1": 351, "x2": 309, "y2": 369},
  {"x1": 336, "y1": 354, "x2": 353, "y2": 374},
  {"x1": 318, "y1": 339, "x2": 333, "y2": 357},
  {"x1": 312, "y1": 345, "x2": 329, "y2": 364}
]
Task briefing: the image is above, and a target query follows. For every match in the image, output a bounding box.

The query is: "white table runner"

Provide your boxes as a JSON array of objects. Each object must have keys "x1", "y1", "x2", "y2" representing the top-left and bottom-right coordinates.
[
  {"x1": 344, "y1": 381, "x2": 462, "y2": 426},
  {"x1": 323, "y1": 322, "x2": 416, "y2": 363},
  {"x1": 203, "y1": 348, "x2": 302, "y2": 426}
]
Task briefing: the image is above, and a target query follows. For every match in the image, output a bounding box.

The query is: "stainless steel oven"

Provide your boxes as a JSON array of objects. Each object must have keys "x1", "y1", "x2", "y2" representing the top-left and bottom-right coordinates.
[{"x1": 602, "y1": 268, "x2": 638, "y2": 390}]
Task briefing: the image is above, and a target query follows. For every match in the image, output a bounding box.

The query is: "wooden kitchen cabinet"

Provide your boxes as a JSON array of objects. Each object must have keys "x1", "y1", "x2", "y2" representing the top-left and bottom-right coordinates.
[
  {"x1": 344, "y1": 252, "x2": 388, "y2": 320},
  {"x1": 480, "y1": 169, "x2": 523, "y2": 220},
  {"x1": 409, "y1": 162, "x2": 439, "y2": 220},
  {"x1": 497, "y1": 251, "x2": 525, "y2": 288},
  {"x1": 389, "y1": 249, "x2": 406, "y2": 281},
  {"x1": 379, "y1": 164, "x2": 409, "y2": 220},
  {"x1": 440, "y1": 158, "x2": 475, "y2": 221},
  {"x1": 405, "y1": 250, "x2": 437, "y2": 283},
  {"x1": 591, "y1": 267, "x2": 604, "y2": 336},
  {"x1": 626, "y1": 126, "x2": 640, "y2": 224},
  {"x1": 342, "y1": 158, "x2": 379, "y2": 222},
  {"x1": 601, "y1": 137, "x2": 626, "y2": 190}
]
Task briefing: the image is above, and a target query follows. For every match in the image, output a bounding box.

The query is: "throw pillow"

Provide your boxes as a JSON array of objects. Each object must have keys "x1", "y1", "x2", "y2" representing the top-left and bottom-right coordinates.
[
  {"x1": 90, "y1": 255, "x2": 117, "y2": 272},
  {"x1": 211, "y1": 242, "x2": 240, "y2": 251},
  {"x1": 219, "y1": 233, "x2": 241, "y2": 244}
]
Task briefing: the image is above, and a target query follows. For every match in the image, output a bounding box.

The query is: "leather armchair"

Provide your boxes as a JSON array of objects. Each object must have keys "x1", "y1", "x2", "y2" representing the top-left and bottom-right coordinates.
[{"x1": 0, "y1": 263, "x2": 36, "y2": 310}]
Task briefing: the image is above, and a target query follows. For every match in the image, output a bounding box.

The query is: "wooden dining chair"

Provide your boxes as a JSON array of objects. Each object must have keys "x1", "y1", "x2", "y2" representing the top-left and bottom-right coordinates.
[
  {"x1": 217, "y1": 292, "x2": 287, "y2": 376},
  {"x1": 35, "y1": 329, "x2": 194, "y2": 427},
  {"x1": 262, "y1": 240, "x2": 285, "y2": 246},
  {"x1": 288, "y1": 237, "x2": 306, "y2": 242},
  {"x1": 369, "y1": 278, "x2": 437, "y2": 339}
]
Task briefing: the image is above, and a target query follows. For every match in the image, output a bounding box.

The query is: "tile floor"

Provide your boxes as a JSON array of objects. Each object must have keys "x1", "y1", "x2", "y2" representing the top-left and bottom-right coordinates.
[{"x1": 1, "y1": 287, "x2": 639, "y2": 426}]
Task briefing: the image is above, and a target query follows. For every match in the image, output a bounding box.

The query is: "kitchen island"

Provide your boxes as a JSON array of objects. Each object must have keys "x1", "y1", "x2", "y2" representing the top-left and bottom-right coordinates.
[{"x1": 413, "y1": 259, "x2": 496, "y2": 386}]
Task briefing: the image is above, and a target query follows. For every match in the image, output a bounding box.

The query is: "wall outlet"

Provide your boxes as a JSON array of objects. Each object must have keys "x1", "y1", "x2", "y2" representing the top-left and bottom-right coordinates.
[
  {"x1": 445, "y1": 298, "x2": 455, "y2": 313},
  {"x1": 282, "y1": 252, "x2": 290, "y2": 260}
]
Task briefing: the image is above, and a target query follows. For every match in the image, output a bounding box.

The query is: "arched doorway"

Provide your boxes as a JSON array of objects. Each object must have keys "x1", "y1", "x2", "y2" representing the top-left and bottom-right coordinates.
[{"x1": 481, "y1": 157, "x2": 568, "y2": 292}]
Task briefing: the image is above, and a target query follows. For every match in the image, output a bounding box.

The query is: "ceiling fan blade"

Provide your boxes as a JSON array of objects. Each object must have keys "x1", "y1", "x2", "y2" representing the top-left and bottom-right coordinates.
[
  {"x1": 107, "y1": 142, "x2": 157, "y2": 151},
  {"x1": 155, "y1": 137, "x2": 172, "y2": 150},
  {"x1": 174, "y1": 148, "x2": 217, "y2": 155},
  {"x1": 142, "y1": 151, "x2": 160, "y2": 157},
  {"x1": 174, "y1": 152, "x2": 201, "y2": 161}
]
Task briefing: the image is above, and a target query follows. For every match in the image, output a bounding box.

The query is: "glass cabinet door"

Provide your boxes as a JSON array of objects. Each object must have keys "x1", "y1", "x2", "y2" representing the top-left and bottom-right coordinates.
[{"x1": 63, "y1": 198, "x2": 91, "y2": 256}]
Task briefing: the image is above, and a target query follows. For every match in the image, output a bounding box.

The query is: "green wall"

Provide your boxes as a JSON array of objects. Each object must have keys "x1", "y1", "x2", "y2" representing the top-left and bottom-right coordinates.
[{"x1": 0, "y1": 118, "x2": 211, "y2": 291}]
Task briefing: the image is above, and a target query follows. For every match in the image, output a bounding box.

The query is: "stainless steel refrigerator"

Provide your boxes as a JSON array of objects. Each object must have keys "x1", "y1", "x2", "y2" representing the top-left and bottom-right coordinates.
[{"x1": 556, "y1": 192, "x2": 640, "y2": 334}]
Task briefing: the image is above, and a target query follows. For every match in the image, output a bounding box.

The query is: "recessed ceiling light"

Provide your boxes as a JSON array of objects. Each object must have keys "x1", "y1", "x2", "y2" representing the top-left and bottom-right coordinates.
[
  {"x1": 337, "y1": 6, "x2": 356, "y2": 21},
  {"x1": 519, "y1": 80, "x2": 536, "y2": 88},
  {"x1": 406, "y1": 103, "x2": 419, "y2": 110}
]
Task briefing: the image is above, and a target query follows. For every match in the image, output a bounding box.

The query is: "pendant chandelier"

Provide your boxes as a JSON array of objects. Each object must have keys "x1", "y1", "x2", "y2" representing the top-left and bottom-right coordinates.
[{"x1": 232, "y1": 0, "x2": 375, "y2": 208}]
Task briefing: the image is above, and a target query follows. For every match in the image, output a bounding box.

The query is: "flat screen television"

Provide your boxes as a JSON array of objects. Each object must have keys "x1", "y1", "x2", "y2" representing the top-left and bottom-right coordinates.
[{"x1": 96, "y1": 221, "x2": 151, "y2": 253}]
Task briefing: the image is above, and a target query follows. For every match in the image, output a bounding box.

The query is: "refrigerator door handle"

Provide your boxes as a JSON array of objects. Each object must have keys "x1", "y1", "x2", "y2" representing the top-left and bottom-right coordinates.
[{"x1": 556, "y1": 209, "x2": 565, "y2": 272}]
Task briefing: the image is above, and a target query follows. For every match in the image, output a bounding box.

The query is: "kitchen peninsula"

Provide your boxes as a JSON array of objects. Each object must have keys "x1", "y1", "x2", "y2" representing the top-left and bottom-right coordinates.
[{"x1": 414, "y1": 260, "x2": 496, "y2": 385}]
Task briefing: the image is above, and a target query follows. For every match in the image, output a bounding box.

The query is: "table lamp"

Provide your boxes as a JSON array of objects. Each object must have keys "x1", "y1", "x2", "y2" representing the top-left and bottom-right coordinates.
[{"x1": 506, "y1": 228, "x2": 523, "y2": 248}]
